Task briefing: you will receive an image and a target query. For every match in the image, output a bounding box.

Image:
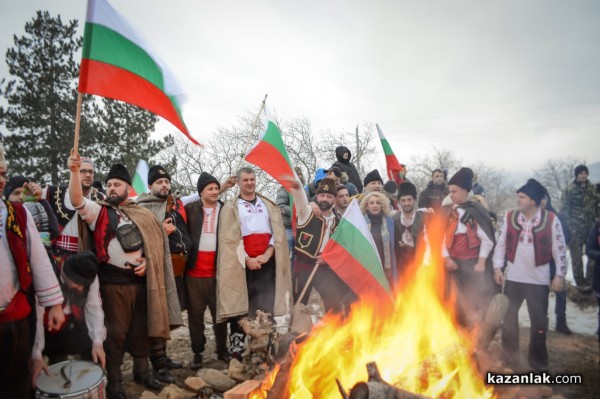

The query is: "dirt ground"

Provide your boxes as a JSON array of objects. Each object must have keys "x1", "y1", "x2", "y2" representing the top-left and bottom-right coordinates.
[{"x1": 119, "y1": 290, "x2": 599, "y2": 399}]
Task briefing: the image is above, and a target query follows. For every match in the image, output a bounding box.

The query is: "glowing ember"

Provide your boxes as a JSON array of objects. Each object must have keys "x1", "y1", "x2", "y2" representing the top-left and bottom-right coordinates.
[{"x1": 259, "y1": 223, "x2": 495, "y2": 398}]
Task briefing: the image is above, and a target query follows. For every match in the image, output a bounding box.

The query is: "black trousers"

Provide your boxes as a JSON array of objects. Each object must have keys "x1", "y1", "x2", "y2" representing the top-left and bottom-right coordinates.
[
  {"x1": 245, "y1": 257, "x2": 276, "y2": 317},
  {"x1": 501, "y1": 280, "x2": 549, "y2": 370},
  {"x1": 0, "y1": 317, "x2": 31, "y2": 398},
  {"x1": 293, "y1": 264, "x2": 356, "y2": 314}
]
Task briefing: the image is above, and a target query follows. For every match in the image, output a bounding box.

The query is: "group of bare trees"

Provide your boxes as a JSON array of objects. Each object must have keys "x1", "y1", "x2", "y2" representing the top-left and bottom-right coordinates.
[
  {"x1": 156, "y1": 114, "x2": 379, "y2": 201},
  {"x1": 154, "y1": 108, "x2": 585, "y2": 219}
]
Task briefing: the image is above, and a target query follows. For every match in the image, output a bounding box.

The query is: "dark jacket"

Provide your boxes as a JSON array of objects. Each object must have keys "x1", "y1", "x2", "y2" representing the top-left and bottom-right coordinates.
[
  {"x1": 586, "y1": 221, "x2": 600, "y2": 293},
  {"x1": 332, "y1": 146, "x2": 363, "y2": 193},
  {"x1": 185, "y1": 200, "x2": 224, "y2": 270},
  {"x1": 276, "y1": 187, "x2": 292, "y2": 229},
  {"x1": 418, "y1": 180, "x2": 448, "y2": 211}
]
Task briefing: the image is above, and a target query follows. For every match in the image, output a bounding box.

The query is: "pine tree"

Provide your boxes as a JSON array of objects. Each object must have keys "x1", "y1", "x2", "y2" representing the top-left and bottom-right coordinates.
[
  {"x1": 87, "y1": 98, "x2": 174, "y2": 181},
  {"x1": 1, "y1": 10, "x2": 173, "y2": 184},
  {"x1": 0, "y1": 11, "x2": 91, "y2": 184}
]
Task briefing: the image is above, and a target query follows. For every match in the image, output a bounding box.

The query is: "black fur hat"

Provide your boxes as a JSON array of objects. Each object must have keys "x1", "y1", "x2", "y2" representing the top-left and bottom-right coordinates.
[
  {"x1": 397, "y1": 182, "x2": 417, "y2": 199},
  {"x1": 148, "y1": 165, "x2": 171, "y2": 185},
  {"x1": 197, "y1": 172, "x2": 220, "y2": 194},
  {"x1": 63, "y1": 251, "x2": 98, "y2": 287},
  {"x1": 448, "y1": 167, "x2": 473, "y2": 192},
  {"x1": 517, "y1": 178, "x2": 547, "y2": 206},
  {"x1": 105, "y1": 164, "x2": 131, "y2": 185}
]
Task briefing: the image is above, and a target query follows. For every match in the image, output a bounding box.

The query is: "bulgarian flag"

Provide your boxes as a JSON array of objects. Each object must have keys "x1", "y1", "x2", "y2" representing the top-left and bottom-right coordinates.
[
  {"x1": 245, "y1": 109, "x2": 296, "y2": 190},
  {"x1": 321, "y1": 199, "x2": 391, "y2": 299},
  {"x1": 376, "y1": 123, "x2": 406, "y2": 184},
  {"x1": 78, "y1": 0, "x2": 199, "y2": 145},
  {"x1": 130, "y1": 159, "x2": 150, "y2": 197}
]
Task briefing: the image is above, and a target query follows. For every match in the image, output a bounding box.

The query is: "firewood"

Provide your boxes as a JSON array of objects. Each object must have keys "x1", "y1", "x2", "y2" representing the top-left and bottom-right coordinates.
[
  {"x1": 347, "y1": 362, "x2": 432, "y2": 399},
  {"x1": 476, "y1": 293, "x2": 509, "y2": 351},
  {"x1": 348, "y1": 382, "x2": 432, "y2": 399},
  {"x1": 266, "y1": 351, "x2": 293, "y2": 399}
]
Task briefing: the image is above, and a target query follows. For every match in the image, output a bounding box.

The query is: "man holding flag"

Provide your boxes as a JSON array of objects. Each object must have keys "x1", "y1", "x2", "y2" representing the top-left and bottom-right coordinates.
[{"x1": 283, "y1": 174, "x2": 356, "y2": 313}]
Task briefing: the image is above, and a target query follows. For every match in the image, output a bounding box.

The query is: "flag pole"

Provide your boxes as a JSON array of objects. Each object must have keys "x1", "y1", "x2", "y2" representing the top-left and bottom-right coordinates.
[
  {"x1": 73, "y1": 92, "x2": 83, "y2": 154},
  {"x1": 233, "y1": 94, "x2": 268, "y2": 174}
]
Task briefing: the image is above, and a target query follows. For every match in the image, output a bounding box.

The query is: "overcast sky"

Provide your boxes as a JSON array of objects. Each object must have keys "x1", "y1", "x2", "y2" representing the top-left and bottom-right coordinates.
[{"x1": 1, "y1": 0, "x2": 599, "y2": 177}]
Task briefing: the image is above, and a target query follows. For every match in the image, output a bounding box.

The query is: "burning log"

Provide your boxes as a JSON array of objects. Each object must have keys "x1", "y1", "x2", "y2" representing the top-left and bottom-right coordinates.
[
  {"x1": 345, "y1": 362, "x2": 432, "y2": 399},
  {"x1": 476, "y1": 293, "x2": 509, "y2": 351}
]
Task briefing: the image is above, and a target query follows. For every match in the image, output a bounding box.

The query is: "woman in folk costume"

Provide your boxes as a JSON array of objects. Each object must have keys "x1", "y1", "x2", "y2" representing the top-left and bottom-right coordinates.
[
  {"x1": 440, "y1": 167, "x2": 498, "y2": 327},
  {"x1": 360, "y1": 191, "x2": 400, "y2": 289}
]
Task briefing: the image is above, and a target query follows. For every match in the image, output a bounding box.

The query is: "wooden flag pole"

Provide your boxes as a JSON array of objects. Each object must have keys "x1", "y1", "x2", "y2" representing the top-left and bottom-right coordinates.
[
  {"x1": 73, "y1": 92, "x2": 83, "y2": 154},
  {"x1": 233, "y1": 94, "x2": 267, "y2": 174}
]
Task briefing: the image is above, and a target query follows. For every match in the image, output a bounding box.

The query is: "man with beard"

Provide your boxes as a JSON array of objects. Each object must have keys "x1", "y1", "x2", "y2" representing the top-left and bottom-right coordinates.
[
  {"x1": 136, "y1": 165, "x2": 191, "y2": 383},
  {"x1": 418, "y1": 169, "x2": 449, "y2": 212},
  {"x1": 286, "y1": 176, "x2": 356, "y2": 313},
  {"x1": 334, "y1": 184, "x2": 350, "y2": 218},
  {"x1": 68, "y1": 152, "x2": 181, "y2": 399},
  {"x1": 332, "y1": 146, "x2": 363, "y2": 193},
  {"x1": 392, "y1": 182, "x2": 425, "y2": 273},
  {"x1": 441, "y1": 167, "x2": 497, "y2": 327},
  {"x1": 41, "y1": 156, "x2": 105, "y2": 271},
  {"x1": 216, "y1": 167, "x2": 292, "y2": 332},
  {"x1": 0, "y1": 145, "x2": 65, "y2": 398}
]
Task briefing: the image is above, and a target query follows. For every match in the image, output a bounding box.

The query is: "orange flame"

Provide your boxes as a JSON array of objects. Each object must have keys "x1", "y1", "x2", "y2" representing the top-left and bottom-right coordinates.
[{"x1": 264, "y1": 217, "x2": 495, "y2": 398}]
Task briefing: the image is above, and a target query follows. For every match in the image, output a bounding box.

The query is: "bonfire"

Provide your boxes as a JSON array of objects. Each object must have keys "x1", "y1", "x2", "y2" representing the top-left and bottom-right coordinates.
[{"x1": 248, "y1": 221, "x2": 497, "y2": 399}]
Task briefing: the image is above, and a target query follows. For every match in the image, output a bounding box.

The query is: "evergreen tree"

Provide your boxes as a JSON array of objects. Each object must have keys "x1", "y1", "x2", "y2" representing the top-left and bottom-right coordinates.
[
  {"x1": 87, "y1": 98, "x2": 174, "y2": 181},
  {"x1": 0, "y1": 10, "x2": 173, "y2": 184},
  {"x1": 0, "y1": 11, "x2": 92, "y2": 184}
]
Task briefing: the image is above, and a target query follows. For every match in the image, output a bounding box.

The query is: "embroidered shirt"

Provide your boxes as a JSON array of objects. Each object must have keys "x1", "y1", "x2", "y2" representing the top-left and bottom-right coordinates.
[
  {"x1": 400, "y1": 212, "x2": 416, "y2": 248},
  {"x1": 0, "y1": 202, "x2": 63, "y2": 309},
  {"x1": 493, "y1": 208, "x2": 567, "y2": 285}
]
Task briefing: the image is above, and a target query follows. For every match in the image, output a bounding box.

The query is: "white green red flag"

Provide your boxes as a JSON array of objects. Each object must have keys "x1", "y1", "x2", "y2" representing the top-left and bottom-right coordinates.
[
  {"x1": 376, "y1": 123, "x2": 406, "y2": 184},
  {"x1": 245, "y1": 110, "x2": 295, "y2": 190},
  {"x1": 130, "y1": 159, "x2": 150, "y2": 197},
  {"x1": 78, "y1": 0, "x2": 199, "y2": 145},
  {"x1": 321, "y1": 199, "x2": 391, "y2": 299}
]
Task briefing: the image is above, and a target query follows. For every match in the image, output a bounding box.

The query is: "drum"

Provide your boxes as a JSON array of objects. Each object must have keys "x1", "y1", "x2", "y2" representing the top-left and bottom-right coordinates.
[{"x1": 36, "y1": 360, "x2": 106, "y2": 399}]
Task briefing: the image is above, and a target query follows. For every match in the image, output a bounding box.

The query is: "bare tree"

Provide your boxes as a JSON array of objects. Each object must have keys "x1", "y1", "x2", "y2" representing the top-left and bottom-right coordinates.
[
  {"x1": 314, "y1": 121, "x2": 378, "y2": 181},
  {"x1": 280, "y1": 117, "x2": 319, "y2": 183},
  {"x1": 534, "y1": 156, "x2": 586, "y2": 207},
  {"x1": 408, "y1": 146, "x2": 462, "y2": 192},
  {"x1": 471, "y1": 163, "x2": 516, "y2": 216}
]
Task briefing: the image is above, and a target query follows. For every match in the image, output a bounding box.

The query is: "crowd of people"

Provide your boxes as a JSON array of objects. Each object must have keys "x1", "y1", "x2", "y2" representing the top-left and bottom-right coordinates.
[{"x1": 1, "y1": 143, "x2": 599, "y2": 398}]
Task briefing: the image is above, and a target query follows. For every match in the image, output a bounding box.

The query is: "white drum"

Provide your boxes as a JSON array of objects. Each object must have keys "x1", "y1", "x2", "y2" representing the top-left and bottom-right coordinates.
[{"x1": 36, "y1": 360, "x2": 106, "y2": 399}]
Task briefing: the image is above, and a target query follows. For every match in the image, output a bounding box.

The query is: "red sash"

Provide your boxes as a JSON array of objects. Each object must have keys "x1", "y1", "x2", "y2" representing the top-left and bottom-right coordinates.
[
  {"x1": 188, "y1": 251, "x2": 216, "y2": 278},
  {"x1": 243, "y1": 233, "x2": 271, "y2": 257}
]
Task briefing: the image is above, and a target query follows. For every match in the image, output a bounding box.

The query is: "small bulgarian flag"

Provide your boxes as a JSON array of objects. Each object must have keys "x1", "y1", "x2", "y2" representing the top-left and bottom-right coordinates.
[
  {"x1": 245, "y1": 109, "x2": 296, "y2": 190},
  {"x1": 376, "y1": 123, "x2": 406, "y2": 185},
  {"x1": 130, "y1": 159, "x2": 150, "y2": 197},
  {"x1": 78, "y1": 0, "x2": 199, "y2": 145},
  {"x1": 321, "y1": 199, "x2": 391, "y2": 299}
]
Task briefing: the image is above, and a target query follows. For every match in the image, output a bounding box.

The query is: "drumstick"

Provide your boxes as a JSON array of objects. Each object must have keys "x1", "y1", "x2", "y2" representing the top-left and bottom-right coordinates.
[{"x1": 61, "y1": 364, "x2": 72, "y2": 389}]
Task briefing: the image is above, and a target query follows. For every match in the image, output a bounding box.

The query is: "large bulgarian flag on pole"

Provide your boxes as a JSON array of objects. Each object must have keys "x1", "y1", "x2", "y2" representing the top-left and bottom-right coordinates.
[
  {"x1": 245, "y1": 110, "x2": 296, "y2": 190},
  {"x1": 321, "y1": 199, "x2": 391, "y2": 299},
  {"x1": 78, "y1": 0, "x2": 199, "y2": 145},
  {"x1": 376, "y1": 123, "x2": 405, "y2": 185}
]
